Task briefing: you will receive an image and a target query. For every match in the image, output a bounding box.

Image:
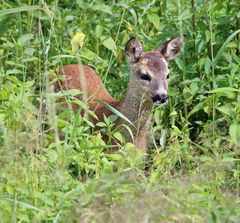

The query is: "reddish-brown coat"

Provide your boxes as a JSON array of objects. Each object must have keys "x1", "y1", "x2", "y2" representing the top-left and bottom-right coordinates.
[
  {"x1": 54, "y1": 36, "x2": 184, "y2": 152},
  {"x1": 55, "y1": 64, "x2": 119, "y2": 120}
]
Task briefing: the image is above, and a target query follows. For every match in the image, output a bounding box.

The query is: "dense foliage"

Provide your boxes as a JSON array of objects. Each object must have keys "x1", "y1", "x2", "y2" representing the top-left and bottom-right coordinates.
[{"x1": 0, "y1": 0, "x2": 239, "y2": 222}]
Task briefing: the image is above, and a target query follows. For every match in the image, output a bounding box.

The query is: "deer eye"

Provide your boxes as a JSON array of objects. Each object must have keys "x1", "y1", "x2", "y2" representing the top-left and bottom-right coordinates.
[{"x1": 140, "y1": 73, "x2": 151, "y2": 81}]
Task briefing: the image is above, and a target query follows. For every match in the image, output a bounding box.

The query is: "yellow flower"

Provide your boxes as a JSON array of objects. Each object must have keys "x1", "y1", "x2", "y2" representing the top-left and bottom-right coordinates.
[{"x1": 71, "y1": 32, "x2": 85, "y2": 52}]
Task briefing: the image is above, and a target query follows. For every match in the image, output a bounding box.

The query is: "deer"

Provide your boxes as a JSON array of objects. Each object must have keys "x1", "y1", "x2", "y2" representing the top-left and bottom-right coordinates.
[{"x1": 54, "y1": 36, "x2": 184, "y2": 153}]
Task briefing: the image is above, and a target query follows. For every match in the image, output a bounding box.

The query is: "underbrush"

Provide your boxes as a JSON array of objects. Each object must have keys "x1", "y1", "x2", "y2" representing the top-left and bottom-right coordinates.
[{"x1": 0, "y1": 0, "x2": 239, "y2": 222}]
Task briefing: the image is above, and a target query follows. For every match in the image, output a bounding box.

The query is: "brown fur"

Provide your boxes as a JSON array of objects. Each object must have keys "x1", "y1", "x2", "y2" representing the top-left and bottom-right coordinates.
[
  {"x1": 54, "y1": 36, "x2": 184, "y2": 152},
  {"x1": 56, "y1": 64, "x2": 117, "y2": 112}
]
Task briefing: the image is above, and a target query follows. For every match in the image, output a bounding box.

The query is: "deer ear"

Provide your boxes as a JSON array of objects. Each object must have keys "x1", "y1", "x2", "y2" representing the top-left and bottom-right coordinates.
[
  {"x1": 125, "y1": 37, "x2": 143, "y2": 63},
  {"x1": 158, "y1": 36, "x2": 184, "y2": 60}
]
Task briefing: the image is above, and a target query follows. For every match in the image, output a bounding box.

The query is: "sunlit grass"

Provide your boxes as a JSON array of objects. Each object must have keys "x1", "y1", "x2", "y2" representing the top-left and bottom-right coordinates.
[{"x1": 0, "y1": 0, "x2": 239, "y2": 222}]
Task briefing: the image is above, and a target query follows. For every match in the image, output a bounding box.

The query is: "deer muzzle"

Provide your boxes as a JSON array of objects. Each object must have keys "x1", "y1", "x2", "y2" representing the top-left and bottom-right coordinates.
[{"x1": 152, "y1": 93, "x2": 168, "y2": 104}]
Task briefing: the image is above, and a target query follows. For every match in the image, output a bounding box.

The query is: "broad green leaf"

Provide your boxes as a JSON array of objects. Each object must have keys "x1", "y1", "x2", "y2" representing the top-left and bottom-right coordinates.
[
  {"x1": 96, "y1": 122, "x2": 107, "y2": 127},
  {"x1": 190, "y1": 82, "x2": 199, "y2": 96},
  {"x1": 168, "y1": 87, "x2": 178, "y2": 97},
  {"x1": 17, "y1": 34, "x2": 34, "y2": 46},
  {"x1": 216, "y1": 105, "x2": 233, "y2": 116},
  {"x1": 95, "y1": 25, "x2": 103, "y2": 37},
  {"x1": 102, "y1": 37, "x2": 117, "y2": 54},
  {"x1": 0, "y1": 89, "x2": 9, "y2": 100},
  {"x1": 147, "y1": 14, "x2": 160, "y2": 30},
  {"x1": 187, "y1": 102, "x2": 206, "y2": 118},
  {"x1": 178, "y1": 9, "x2": 192, "y2": 20},
  {"x1": 0, "y1": 16, "x2": 12, "y2": 36},
  {"x1": 25, "y1": 47, "x2": 35, "y2": 55},
  {"x1": 80, "y1": 47, "x2": 96, "y2": 60},
  {"x1": 1, "y1": 41, "x2": 15, "y2": 49},
  {"x1": 204, "y1": 57, "x2": 211, "y2": 74},
  {"x1": 229, "y1": 124, "x2": 240, "y2": 145},
  {"x1": 113, "y1": 132, "x2": 125, "y2": 143},
  {"x1": 91, "y1": 4, "x2": 112, "y2": 15},
  {"x1": 6, "y1": 69, "x2": 23, "y2": 75}
]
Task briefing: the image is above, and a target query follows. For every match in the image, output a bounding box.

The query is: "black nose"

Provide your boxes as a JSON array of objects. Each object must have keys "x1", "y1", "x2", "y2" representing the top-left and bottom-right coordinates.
[{"x1": 152, "y1": 94, "x2": 168, "y2": 104}]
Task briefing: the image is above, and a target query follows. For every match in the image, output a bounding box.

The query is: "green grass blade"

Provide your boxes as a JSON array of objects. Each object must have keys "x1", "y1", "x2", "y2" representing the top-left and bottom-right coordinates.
[
  {"x1": 53, "y1": 210, "x2": 62, "y2": 223},
  {"x1": 5, "y1": 198, "x2": 43, "y2": 212},
  {"x1": 0, "y1": 6, "x2": 41, "y2": 17},
  {"x1": 97, "y1": 100, "x2": 135, "y2": 127},
  {"x1": 208, "y1": 87, "x2": 240, "y2": 94},
  {"x1": 0, "y1": 5, "x2": 53, "y2": 18},
  {"x1": 214, "y1": 29, "x2": 240, "y2": 65}
]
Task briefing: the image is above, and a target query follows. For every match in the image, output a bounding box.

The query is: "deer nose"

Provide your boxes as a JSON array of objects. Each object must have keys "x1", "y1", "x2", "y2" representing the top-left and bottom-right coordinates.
[{"x1": 152, "y1": 94, "x2": 168, "y2": 104}]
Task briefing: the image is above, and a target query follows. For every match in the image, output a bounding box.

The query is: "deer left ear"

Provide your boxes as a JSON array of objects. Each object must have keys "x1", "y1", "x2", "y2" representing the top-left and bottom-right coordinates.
[
  {"x1": 125, "y1": 37, "x2": 143, "y2": 63},
  {"x1": 158, "y1": 36, "x2": 184, "y2": 60}
]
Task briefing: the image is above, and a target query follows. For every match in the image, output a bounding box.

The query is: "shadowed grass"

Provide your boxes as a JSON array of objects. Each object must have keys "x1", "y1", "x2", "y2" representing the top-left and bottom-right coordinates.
[{"x1": 0, "y1": 0, "x2": 239, "y2": 222}]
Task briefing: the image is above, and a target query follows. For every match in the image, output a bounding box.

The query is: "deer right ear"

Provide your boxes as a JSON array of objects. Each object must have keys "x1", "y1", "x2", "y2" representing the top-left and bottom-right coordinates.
[
  {"x1": 158, "y1": 36, "x2": 184, "y2": 60},
  {"x1": 125, "y1": 37, "x2": 143, "y2": 63}
]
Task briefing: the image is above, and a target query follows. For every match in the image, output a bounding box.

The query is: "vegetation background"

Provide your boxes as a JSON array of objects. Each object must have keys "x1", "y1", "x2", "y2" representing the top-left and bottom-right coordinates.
[{"x1": 0, "y1": 0, "x2": 239, "y2": 222}]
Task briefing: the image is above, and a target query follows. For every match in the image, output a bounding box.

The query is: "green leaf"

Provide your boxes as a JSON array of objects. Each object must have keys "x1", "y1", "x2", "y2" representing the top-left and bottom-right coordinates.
[
  {"x1": 102, "y1": 37, "x2": 117, "y2": 54},
  {"x1": 95, "y1": 25, "x2": 103, "y2": 37},
  {"x1": 97, "y1": 100, "x2": 134, "y2": 127},
  {"x1": 216, "y1": 105, "x2": 233, "y2": 116},
  {"x1": 187, "y1": 102, "x2": 206, "y2": 118},
  {"x1": 129, "y1": 8, "x2": 138, "y2": 24},
  {"x1": 113, "y1": 132, "x2": 125, "y2": 143},
  {"x1": 168, "y1": 87, "x2": 178, "y2": 97},
  {"x1": 0, "y1": 5, "x2": 53, "y2": 18},
  {"x1": 0, "y1": 6, "x2": 41, "y2": 17},
  {"x1": 229, "y1": 124, "x2": 240, "y2": 145},
  {"x1": 17, "y1": 34, "x2": 34, "y2": 46},
  {"x1": 178, "y1": 9, "x2": 192, "y2": 20},
  {"x1": 172, "y1": 125, "x2": 182, "y2": 135},
  {"x1": 0, "y1": 89, "x2": 9, "y2": 100},
  {"x1": 6, "y1": 69, "x2": 23, "y2": 75},
  {"x1": 25, "y1": 47, "x2": 35, "y2": 55},
  {"x1": 96, "y1": 122, "x2": 107, "y2": 127},
  {"x1": 0, "y1": 16, "x2": 13, "y2": 36},
  {"x1": 214, "y1": 29, "x2": 240, "y2": 65},
  {"x1": 49, "y1": 89, "x2": 82, "y2": 97},
  {"x1": 91, "y1": 4, "x2": 112, "y2": 15},
  {"x1": 80, "y1": 47, "x2": 102, "y2": 62},
  {"x1": 120, "y1": 124, "x2": 134, "y2": 142},
  {"x1": 204, "y1": 57, "x2": 211, "y2": 74},
  {"x1": 190, "y1": 82, "x2": 199, "y2": 96},
  {"x1": 5, "y1": 198, "x2": 43, "y2": 212},
  {"x1": 147, "y1": 14, "x2": 160, "y2": 30},
  {"x1": 208, "y1": 87, "x2": 240, "y2": 94}
]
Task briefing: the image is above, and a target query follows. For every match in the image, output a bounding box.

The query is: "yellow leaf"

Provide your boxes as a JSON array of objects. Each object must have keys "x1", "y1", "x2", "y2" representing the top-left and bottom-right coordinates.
[{"x1": 71, "y1": 32, "x2": 85, "y2": 52}]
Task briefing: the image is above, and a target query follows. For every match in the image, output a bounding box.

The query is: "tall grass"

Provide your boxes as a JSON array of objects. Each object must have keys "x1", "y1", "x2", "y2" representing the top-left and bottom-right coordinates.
[{"x1": 0, "y1": 0, "x2": 239, "y2": 222}]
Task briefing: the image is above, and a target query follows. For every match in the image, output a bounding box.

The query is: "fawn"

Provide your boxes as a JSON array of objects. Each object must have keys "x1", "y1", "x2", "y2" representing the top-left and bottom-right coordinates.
[{"x1": 55, "y1": 36, "x2": 184, "y2": 153}]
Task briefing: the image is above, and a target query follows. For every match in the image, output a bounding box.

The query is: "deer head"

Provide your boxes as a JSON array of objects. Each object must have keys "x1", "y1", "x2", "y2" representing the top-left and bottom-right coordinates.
[{"x1": 125, "y1": 36, "x2": 184, "y2": 104}]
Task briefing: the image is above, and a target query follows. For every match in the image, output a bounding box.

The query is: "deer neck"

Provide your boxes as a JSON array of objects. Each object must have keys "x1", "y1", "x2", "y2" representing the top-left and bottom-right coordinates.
[{"x1": 119, "y1": 79, "x2": 153, "y2": 136}]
